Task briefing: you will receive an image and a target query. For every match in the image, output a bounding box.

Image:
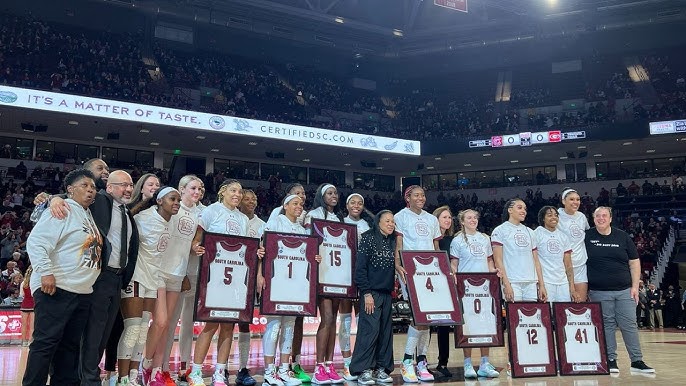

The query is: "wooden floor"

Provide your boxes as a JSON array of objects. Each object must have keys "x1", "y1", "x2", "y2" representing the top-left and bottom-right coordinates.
[{"x1": 2, "y1": 328, "x2": 682, "y2": 385}]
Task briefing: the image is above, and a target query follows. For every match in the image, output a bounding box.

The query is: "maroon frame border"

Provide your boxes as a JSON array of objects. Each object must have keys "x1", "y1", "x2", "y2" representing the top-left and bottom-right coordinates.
[
  {"x1": 454, "y1": 273, "x2": 504, "y2": 348},
  {"x1": 310, "y1": 219, "x2": 358, "y2": 298},
  {"x1": 553, "y1": 302, "x2": 610, "y2": 376},
  {"x1": 194, "y1": 232, "x2": 259, "y2": 323},
  {"x1": 400, "y1": 250, "x2": 463, "y2": 326},
  {"x1": 260, "y1": 231, "x2": 319, "y2": 316},
  {"x1": 506, "y1": 302, "x2": 557, "y2": 378}
]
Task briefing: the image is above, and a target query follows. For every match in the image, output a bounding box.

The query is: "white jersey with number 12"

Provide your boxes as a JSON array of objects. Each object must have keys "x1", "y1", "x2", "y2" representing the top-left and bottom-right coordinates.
[{"x1": 515, "y1": 309, "x2": 550, "y2": 365}]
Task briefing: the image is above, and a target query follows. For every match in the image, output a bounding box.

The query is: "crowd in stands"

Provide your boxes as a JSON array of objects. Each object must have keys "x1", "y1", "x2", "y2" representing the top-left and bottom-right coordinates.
[{"x1": 6, "y1": 11, "x2": 686, "y2": 144}]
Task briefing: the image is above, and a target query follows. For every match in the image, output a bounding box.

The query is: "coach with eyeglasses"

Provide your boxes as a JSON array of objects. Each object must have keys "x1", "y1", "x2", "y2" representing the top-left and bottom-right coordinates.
[{"x1": 45, "y1": 159, "x2": 139, "y2": 385}]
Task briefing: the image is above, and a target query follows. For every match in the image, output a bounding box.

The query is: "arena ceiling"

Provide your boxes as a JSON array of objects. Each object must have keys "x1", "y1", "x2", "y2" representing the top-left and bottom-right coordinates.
[{"x1": 127, "y1": 0, "x2": 686, "y2": 57}]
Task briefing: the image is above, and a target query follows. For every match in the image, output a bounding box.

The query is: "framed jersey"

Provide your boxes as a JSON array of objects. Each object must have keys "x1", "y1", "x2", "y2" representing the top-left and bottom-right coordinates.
[
  {"x1": 553, "y1": 302, "x2": 609, "y2": 376},
  {"x1": 310, "y1": 219, "x2": 358, "y2": 298},
  {"x1": 261, "y1": 231, "x2": 319, "y2": 316},
  {"x1": 194, "y1": 233, "x2": 260, "y2": 323},
  {"x1": 454, "y1": 273, "x2": 504, "y2": 348},
  {"x1": 506, "y1": 302, "x2": 557, "y2": 378},
  {"x1": 400, "y1": 250, "x2": 462, "y2": 326}
]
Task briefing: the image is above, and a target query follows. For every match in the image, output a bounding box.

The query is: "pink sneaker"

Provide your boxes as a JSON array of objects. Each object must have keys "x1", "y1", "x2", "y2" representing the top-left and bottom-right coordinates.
[
  {"x1": 325, "y1": 363, "x2": 344, "y2": 384},
  {"x1": 311, "y1": 364, "x2": 331, "y2": 385},
  {"x1": 142, "y1": 367, "x2": 152, "y2": 386},
  {"x1": 148, "y1": 371, "x2": 167, "y2": 386}
]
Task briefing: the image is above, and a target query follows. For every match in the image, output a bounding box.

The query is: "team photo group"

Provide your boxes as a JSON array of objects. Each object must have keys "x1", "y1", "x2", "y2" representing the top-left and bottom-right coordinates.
[{"x1": 22, "y1": 158, "x2": 654, "y2": 386}]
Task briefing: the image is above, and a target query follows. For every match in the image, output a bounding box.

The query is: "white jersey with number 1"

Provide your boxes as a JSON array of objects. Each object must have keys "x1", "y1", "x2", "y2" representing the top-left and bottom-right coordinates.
[
  {"x1": 462, "y1": 278, "x2": 497, "y2": 336},
  {"x1": 515, "y1": 308, "x2": 550, "y2": 365},
  {"x1": 564, "y1": 308, "x2": 601, "y2": 363},
  {"x1": 319, "y1": 226, "x2": 351, "y2": 286},
  {"x1": 411, "y1": 256, "x2": 453, "y2": 313},
  {"x1": 205, "y1": 242, "x2": 248, "y2": 309}
]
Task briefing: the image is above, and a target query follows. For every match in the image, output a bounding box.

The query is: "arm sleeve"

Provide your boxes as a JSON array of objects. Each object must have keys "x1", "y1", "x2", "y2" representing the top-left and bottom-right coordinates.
[{"x1": 26, "y1": 215, "x2": 67, "y2": 277}]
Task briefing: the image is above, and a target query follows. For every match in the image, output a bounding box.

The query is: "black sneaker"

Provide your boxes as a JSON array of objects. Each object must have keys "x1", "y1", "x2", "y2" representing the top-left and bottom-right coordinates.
[
  {"x1": 608, "y1": 360, "x2": 619, "y2": 373},
  {"x1": 434, "y1": 365, "x2": 452, "y2": 378},
  {"x1": 630, "y1": 361, "x2": 655, "y2": 373}
]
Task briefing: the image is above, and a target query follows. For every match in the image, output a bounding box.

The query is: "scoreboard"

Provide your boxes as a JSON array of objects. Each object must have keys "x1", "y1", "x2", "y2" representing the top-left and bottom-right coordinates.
[{"x1": 468, "y1": 130, "x2": 586, "y2": 149}]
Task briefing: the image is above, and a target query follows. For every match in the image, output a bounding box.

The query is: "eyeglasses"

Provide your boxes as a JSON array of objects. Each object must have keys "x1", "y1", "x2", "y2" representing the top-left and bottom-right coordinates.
[{"x1": 109, "y1": 182, "x2": 134, "y2": 188}]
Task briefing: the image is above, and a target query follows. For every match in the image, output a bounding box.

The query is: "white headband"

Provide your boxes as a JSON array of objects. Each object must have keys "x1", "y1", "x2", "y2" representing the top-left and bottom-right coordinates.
[
  {"x1": 346, "y1": 193, "x2": 364, "y2": 205},
  {"x1": 157, "y1": 187, "x2": 180, "y2": 200},
  {"x1": 561, "y1": 189, "x2": 577, "y2": 199},
  {"x1": 283, "y1": 194, "x2": 299, "y2": 207},
  {"x1": 320, "y1": 184, "x2": 335, "y2": 196}
]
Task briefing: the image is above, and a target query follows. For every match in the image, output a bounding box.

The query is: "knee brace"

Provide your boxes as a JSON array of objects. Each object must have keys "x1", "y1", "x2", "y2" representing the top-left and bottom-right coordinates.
[
  {"x1": 279, "y1": 317, "x2": 296, "y2": 355},
  {"x1": 117, "y1": 317, "x2": 142, "y2": 360},
  {"x1": 262, "y1": 317, "x2": 282, "y2": 357},
  {"x1": 132, "y1": 311, "x2": 152, "y2": 362},
  {"x1": 338, "y1": 313, "x2": 352, "y2": 352}
]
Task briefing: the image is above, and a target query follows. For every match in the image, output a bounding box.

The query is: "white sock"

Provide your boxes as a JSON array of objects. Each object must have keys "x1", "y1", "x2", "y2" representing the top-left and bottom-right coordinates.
[
  {"x1": 129, "y1": 369, "x2": 138, "y2": 382},
  {"x1": 280, "y1": 363, "x2": 290, "y2": 372},
  {"x1": 294, "y1": 354, "x2": 301, "y2": 365},
  {"x1": 215, "y1": 363, "x2": 226, "y2": 374},
  {"x1": 142, "y1": 358, "x2": 153, "y2": 369},
  {"x1": 151, "y1": 367, "x2": 162, "y2": 379},
  {"x1": 191, "y1": 363, "x2": 202, "y2": 373}
]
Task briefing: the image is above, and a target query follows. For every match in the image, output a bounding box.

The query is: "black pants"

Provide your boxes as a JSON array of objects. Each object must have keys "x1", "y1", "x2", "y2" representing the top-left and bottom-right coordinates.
[
  {"x1": 23, "y1": 288, "x2": 91, "y2": 386},
  {"x1": 435, "y1": 326, "x2": 452, "y2": 366},
  {"x1": 80, "y1": 270, "x2": 123, "y2": 386},
  {"x1": 349, "y1": 291, "x2": 394, "y2": 375},
  {"x1": 105, "y1": 312, "x2": 124, "y2": 372}
]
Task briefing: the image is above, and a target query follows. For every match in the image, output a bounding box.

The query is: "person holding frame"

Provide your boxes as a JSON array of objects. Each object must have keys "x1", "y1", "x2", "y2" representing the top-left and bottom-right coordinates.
[
  {"x1": 349, "y1": 210, "x2": 397, "y2": 385},
  {"x1": 304, "y1": 183, "x2": 345, "y2": 384},
  {"x1": 431, "y1": 205, "x2": 455, "y2": 378},
  {"x1": 261, "y1": 194, "x2": 322, "y2": 386},
  {"x1": 450, "y1": 209, "x2": 500, "y2": 379},
  {"x1": 393, "y1": 185, "x2": 442, "y2": 383},
  {"x1": 187, "y1": 179, "x2": 264, "y2": 386},
  {"x1": 534, "y1": 206, "x2": 581, "y2": 303},
  {"x1": 557, "y1": 188, "x2": 590, "y2": 301},
  {"x1": 339, "y1": 193, "x2": 372, "y2": 380},
  {"x1": 492, "y1": 198, "x2": 547, "y2": 304}
]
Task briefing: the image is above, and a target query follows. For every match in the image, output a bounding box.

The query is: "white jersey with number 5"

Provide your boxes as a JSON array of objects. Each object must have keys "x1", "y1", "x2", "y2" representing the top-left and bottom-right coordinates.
[
  {"x1": 411, "y1": 256, "x2": 453, "y2": 313},
  {"x1": 515, "y1": 309, "x2": 550, "y2": 365},
  {"x1": 271, "y1": 240, "x2": 311, "y2": 304},
  {"x1": 564, "y1": 308, "x2": 601, "y2": 363},
  {"x1": 462, "y1": 278, "x2": 496, "y2": 336},
  {"x1": 206, "y1": 242, "x2": 248, "y2": 309},
  {"x1": 319, "y1": 226, "x2": 351, "y2": 286}
]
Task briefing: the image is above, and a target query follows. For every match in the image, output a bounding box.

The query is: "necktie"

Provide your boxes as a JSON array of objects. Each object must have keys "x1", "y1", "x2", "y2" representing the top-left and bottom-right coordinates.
[{"x1": 119, "y1": 205, "x2": 128, "y2": 268}]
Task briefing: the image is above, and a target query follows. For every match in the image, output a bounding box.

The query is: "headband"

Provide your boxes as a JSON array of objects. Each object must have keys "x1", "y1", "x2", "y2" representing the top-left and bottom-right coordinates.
[
  {"x1": 561, "y1": 188, "x2": 577, "y2": 199},
  {"x1": 157, "y1": 187, "x2": 179, "y2": 200},
  {"x1": 320, "y1": 184, "x2": 335, "y2": 196},
  {"x1": 346, "y1": 193, "x2": 364, "y2": 205},
  {"x1": 283, "y1": 194, "x2": 299, "y2": 207}
]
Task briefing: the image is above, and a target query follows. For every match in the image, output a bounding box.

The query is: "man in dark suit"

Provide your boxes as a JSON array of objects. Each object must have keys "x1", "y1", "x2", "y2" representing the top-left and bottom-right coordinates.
[{"x1": 45, "y1": 161, "x2": 138, "y2": 385}]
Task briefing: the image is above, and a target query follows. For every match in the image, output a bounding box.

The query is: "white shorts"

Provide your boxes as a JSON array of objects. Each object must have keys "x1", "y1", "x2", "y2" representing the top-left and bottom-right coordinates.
[
  {"x1": 122, "y1": 281, "x2": 157, "y2": 299},
  {"x1": 545, "y1": 283, "x2": 571, "y2": 303},
  {"x1": 510, "y1": 282, "x2": 538, "y2": 302},
  {"x1": 161, "y1": 273, "x2": 184, "y2": 292},
  {"x1": 573, "y1": 265, "x2": 588, "y2": 284}
]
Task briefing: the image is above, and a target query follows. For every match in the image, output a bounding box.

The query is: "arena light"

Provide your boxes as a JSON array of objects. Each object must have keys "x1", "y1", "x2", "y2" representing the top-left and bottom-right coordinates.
[
  {"x1": 334, "y1": 17, "x2": 344, "y2": 23},
  {"x1": 393, "y1": 29, "x2": 404, "y2": 37},
  {"x1": 150, "y1": 142, "x2": 160, "y2": 146},
  {"x1": 210, "y1": 148, "x2": 219, "y2": 152}
]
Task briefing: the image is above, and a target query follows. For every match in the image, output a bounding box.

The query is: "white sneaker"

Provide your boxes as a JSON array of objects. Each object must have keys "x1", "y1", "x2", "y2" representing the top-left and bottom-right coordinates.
[
  {"x1": 264, "y1": 367, "x2": 285, "y2": 386},
  {"x1": 343, "y1": 362, "x2": 358, "y2": 381},
  {"x1": 416, "y1": 361, "x2": 434, "y2": 382},
  {"x1": 188, "y1": 369, "x2": 207, "y2": 386},
  {"x1": 278, "y1": 368, "x2": 303, "y2": 386},
  {"x1": 463, "y1": 363, "x2": 477, "y2": 379},
  {"x1": 477, "y1": 362, "x2": 499, "y2": 378},
  {"x1": 401, "y1": 359, "x2": 418, "y2": 383},
  {"x1": 103, "y1": 374, "x2": 118, "y2": 386},
  {"x1": 212, "y1": 371, "x2": 228, "y2": 386}
]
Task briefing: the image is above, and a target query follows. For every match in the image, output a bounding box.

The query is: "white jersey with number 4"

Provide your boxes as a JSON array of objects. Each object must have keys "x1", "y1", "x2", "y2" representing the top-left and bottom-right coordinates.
[
  {"x1": 462, "y1": 278, "x2": 497, "y2": 336},
  {"x1": 205, "y1": 242, "x2": 248, "y2": 309},
  {"x1": 270, "y1": 240, "x2": 311, "y2": 304},
  {"x1": 411, "y1": 256, "x2": 454, "y2": 313},
  {"x1": 564, "y1": 308, "x2": 601, "y2": 363},
  {"x1": 319, "y1": 226, "x2": 352, "y2": 286},
  {"x1": 515, "y1": 309, "x2": 550, "y2": 365}
]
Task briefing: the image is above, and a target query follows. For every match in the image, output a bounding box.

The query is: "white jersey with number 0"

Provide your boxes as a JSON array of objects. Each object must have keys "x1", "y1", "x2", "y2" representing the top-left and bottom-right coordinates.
[
  {"x1": 564, "y1": 308, "x2": 601, "y2": 363},
  {"x1": 205, "y1": 242, "x2": 248, "y2": 309},
  {"x1": 270, "y1": 240, "x2": 311, "y2": 304},
  {"x1": 411, "y1": 256, "x2": 454, "y2": 313},
  {"x1": 515, "y1": 309, "x2": 550, "y2": 365},
  {"x1": 462, "y1": 278, "x2": 497, "y2": 336},
  {"x1": 319, "y1": 226, "x2": 352, "y2": 286}
]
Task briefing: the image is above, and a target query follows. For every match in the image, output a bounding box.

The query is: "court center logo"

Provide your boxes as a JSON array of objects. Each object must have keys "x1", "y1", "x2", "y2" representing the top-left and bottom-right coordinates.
[
  {"x1": 0, "y1": 90, "x2": 18, "y2": 104},
  {"x1": 209, "y1": 116, "x2": 225, "y2": 130}
]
